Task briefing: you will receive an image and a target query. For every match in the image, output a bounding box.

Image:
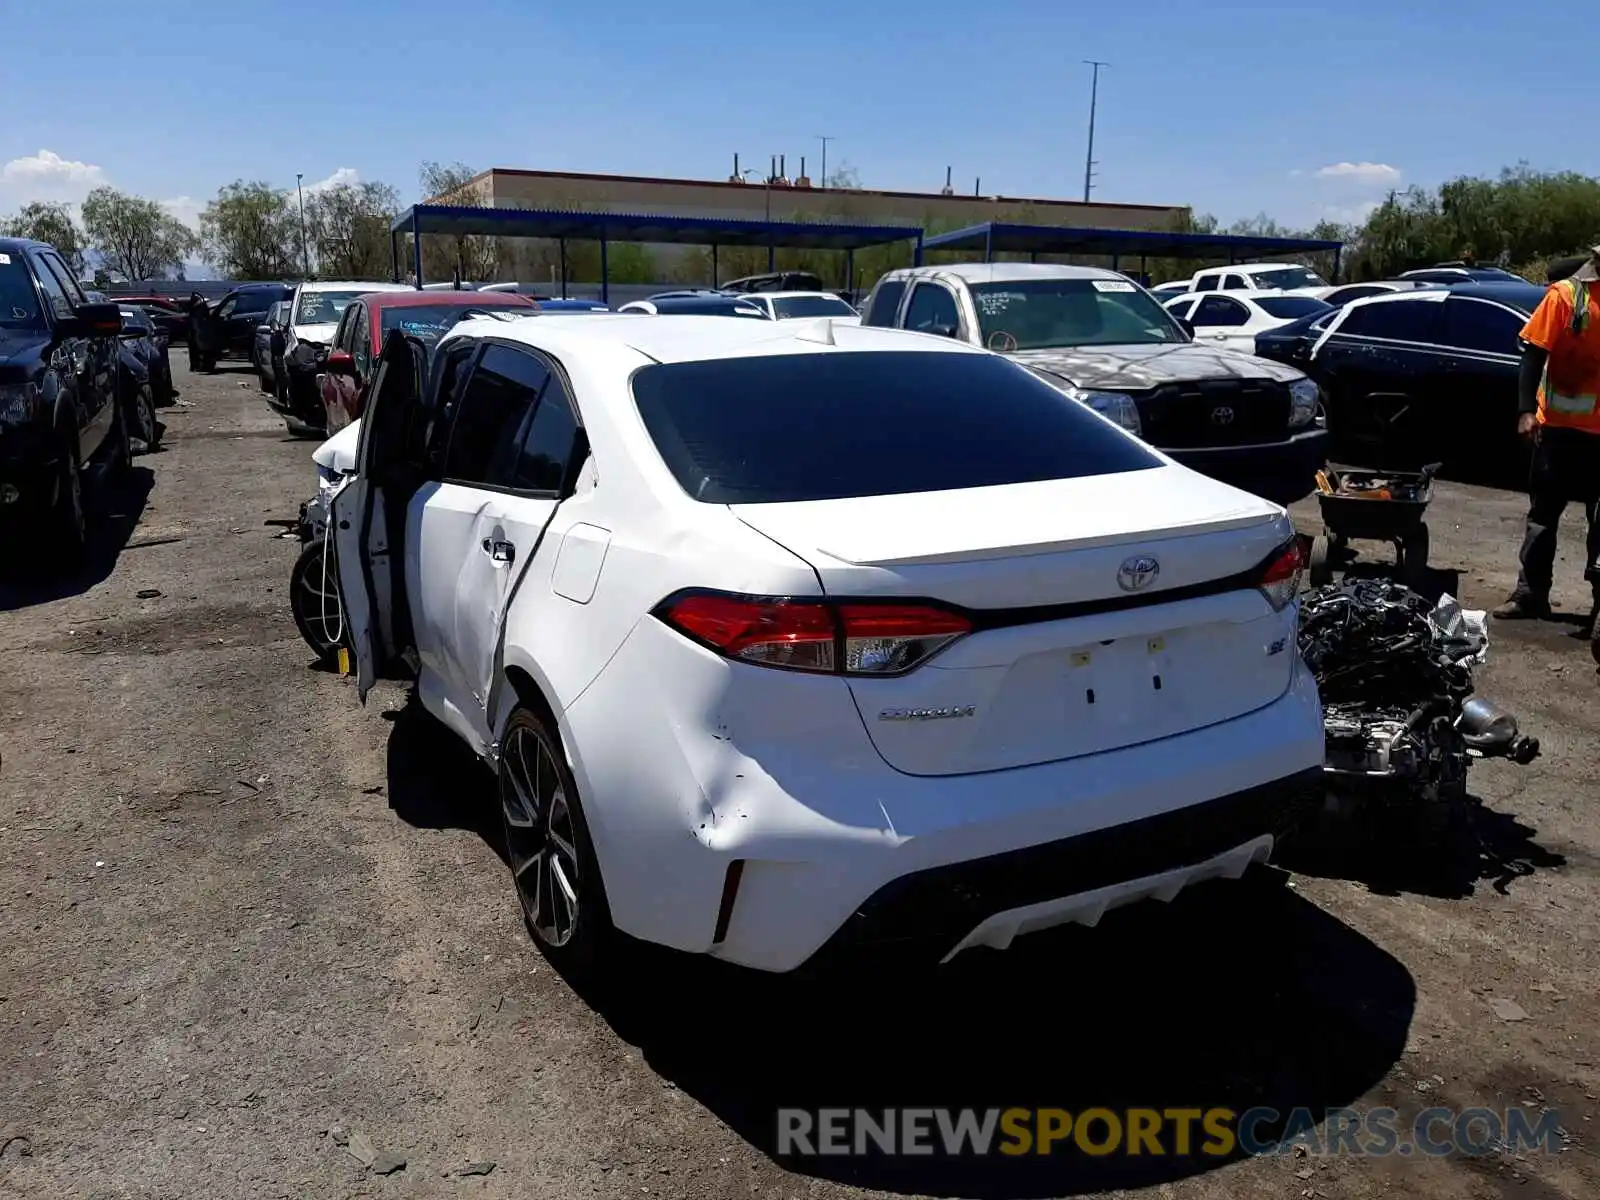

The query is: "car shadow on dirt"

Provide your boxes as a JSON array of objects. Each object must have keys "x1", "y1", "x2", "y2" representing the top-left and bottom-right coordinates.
[
  {"x1": 0, "y1": 464, "x2": 154, "y2": 612},
  {"x1": 382, "y1": 695, "x2": 506, "y2": 857},
  {"x1": 1277, "y1": 793, "x2": 1566, "y2": 900},
  {"x1": 586, "y1": 879, "x2": 1416, "y2": 1197}
]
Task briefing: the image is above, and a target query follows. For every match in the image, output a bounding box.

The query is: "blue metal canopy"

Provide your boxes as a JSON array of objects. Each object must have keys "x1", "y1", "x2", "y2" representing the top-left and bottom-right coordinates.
[
  {"x1": 390, "y1": 205, "x2": 926, "y2": 301},
  {"x1": 922, "y1": 221, "x2": 1343, "y2": 265}
]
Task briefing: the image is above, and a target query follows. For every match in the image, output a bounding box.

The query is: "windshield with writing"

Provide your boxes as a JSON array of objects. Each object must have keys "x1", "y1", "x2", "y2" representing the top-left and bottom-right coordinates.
[
  {"x1": 0, "y1": 258, "x2": 45, "y2": 332},
  {"x1": 1249, "y1": 266, "x2": 1327, "y2": 290},
  {"x1": 296, "y1": 291, "x2": 364, "y2": 325},
  {"x1": 968, "y1": 279, "x2": 1185, "y2": 351}
]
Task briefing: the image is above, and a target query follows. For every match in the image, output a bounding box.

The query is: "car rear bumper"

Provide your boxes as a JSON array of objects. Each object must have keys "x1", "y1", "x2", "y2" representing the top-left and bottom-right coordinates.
[
  {"x1": 1163, "y1": 426, "x2": 1328, "y2": 506},
  {"x1": 559, "y1": 617, "x2": 1325, "y2": 974}
]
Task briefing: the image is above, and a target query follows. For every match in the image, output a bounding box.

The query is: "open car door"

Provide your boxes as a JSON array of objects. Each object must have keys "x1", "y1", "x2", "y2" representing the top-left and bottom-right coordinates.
[{"x1": 331, "y1": 330, "x2": 430, "y2": 703}]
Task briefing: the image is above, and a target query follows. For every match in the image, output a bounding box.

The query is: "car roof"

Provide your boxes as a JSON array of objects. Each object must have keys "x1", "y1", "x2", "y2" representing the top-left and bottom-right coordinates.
[
  {"x1": 1194, "y1": 262, "x2": 1312, "y2": 274},
  {"x1": 361, "y1": 290, "x2": 536, "y2": 310},
  {"x1": 1166, "y1": 289, "x2": 1322, "y2": 303},
  {"x1": 0, "y1": 236, "x2": 51, "y2": 254},
  {"x1": 886, "y1": 262, "x2": 1128, "y2": 284},
  {"x1": 447, "y1": 311, "x2": 985, "y2": 366},
  {"x1": 298, "y1": 280, "x2": 413, "y2": 293},
  {"x1": 746, "y1": 290, "x2": 851, "y2": 301},
  {"x1": 1443, "y1": 280, "x2": 1546, "y2": 308}
]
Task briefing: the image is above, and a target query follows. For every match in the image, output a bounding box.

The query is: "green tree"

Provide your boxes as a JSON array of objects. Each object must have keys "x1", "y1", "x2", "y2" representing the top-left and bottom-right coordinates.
[
  {"x1": 0, "y1": 201, "x2": 86, "y2": 274},
  {"x1": 80, "y1": 186, "x2": 196, "y2": 280},
  {"x1": 200, "y1": 181, "x2": 301, "y2": 279},
  {"x1": 307, "y1": 181, "x2": 400, "y2": 279}
]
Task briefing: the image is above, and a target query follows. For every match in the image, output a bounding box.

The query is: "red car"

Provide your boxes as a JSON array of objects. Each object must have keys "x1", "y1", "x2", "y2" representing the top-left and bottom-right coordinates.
[{"x1": 316, "y1": 290, "x2": 539, "y2": 431}]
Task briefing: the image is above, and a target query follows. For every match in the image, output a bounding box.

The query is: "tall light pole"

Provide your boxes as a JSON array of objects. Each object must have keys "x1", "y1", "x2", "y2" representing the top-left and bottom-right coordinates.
[
  {"x1": 295, "y1": 173, "x2": 310, "y2": 278},
  {"x1": 817, "y1": 135, "x2": 833, "y2": 188},
  {"x1": 1082, "y1": 60, "x2": 1108, "y2": 202}
]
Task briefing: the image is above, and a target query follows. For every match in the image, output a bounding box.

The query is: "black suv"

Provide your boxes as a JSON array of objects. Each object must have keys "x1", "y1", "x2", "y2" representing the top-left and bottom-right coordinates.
[
  {"x1": 0, "y1": 238, "x2": 129, "y2": 561},
  {"x1": 187, "y1": 283, "x2": 294, "y2": 371}
]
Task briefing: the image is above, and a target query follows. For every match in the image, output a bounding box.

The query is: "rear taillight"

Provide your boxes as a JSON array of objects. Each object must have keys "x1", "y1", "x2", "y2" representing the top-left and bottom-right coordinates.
[
  {"x1": 656, "y1": 592, "x2": 971, "y2": 676},
  {"x1": 1257, "y1": 538, "x2": 1305, "y2": 611}
]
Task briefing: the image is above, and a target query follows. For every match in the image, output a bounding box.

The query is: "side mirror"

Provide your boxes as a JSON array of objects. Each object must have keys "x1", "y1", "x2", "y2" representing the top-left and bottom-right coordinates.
[
  {"x1": 60, "y1": 301, "x2": 126, "y2": 338},
  {"x1": 1176, "y1": 317, "x2": 1195, "y2": 337},
  {"x1": 325, "y1": 349, "x2": 356, "y2": 375},
  {"x1": 927, "y1": 323, "x2": 960, "y2": 339}
]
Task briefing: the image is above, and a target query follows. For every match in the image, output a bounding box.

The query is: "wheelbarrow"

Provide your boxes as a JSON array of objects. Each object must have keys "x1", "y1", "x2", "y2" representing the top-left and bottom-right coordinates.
[{"x1": 1307, "y1": 463, "x2": 1440, "y2": 589}]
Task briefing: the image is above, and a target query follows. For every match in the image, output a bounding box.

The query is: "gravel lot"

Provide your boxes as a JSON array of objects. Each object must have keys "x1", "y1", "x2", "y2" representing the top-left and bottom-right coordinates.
[{"x1": 1, "y1": 357, "x2": 1596, "y2": 1199}]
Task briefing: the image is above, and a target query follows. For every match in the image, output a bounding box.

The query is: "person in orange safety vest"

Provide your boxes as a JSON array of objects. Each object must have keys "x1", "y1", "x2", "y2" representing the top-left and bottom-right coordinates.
[{"x1": 1494, "y1": 246, "x2": 1600, "y2": 664}]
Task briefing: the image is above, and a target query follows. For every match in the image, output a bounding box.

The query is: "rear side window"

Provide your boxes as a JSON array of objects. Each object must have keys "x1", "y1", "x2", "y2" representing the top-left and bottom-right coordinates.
[
  {"x1": 863, "y1": 279, "x2": 906, "y2": 326},
  {"x1": 443, "y1": 343, "x2": 548, "y2": 487},
  {"x1": 1440, "y1": 298, "x2": 1524, "y2": 356},
  {"x1": 1192, "y1": 296, "x2": 1250, "y2": 326},
  {"x1": 632, "y1": 351, "x2": 1162, "y2": 504},
  {"x1": 512, "y1": 374, "x2": 580, "y2": 493}
]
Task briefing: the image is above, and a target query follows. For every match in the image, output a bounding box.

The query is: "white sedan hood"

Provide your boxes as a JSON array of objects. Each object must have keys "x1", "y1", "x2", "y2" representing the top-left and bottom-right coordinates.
[
  {"x1": 313, "y1": 418, "x2": 361, "y2": 474},
  {"x1": 291, "y1": 322, "x2": 339, "y2": 345}
]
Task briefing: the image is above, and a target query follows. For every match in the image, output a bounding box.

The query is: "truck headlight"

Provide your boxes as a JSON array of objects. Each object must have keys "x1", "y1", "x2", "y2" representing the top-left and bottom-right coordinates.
[
  {"x1": 1288, "y1": 378, "x2": 1320, "y2": 428},
  {"x1": 1065, "y1": 386, "x2": 1142, "y2": 437},
  {"x1": 0, "y1": 382, "x2": 40, "y2": 429}
]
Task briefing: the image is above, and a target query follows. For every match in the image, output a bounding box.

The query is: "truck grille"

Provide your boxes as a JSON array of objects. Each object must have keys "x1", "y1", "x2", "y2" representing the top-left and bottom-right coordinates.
[{"x1": 1137, "y1": 379, "x2": 1291, "y2": 448}]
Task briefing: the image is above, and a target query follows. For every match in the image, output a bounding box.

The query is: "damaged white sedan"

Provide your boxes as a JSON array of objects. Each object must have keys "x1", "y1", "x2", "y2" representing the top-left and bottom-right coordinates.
[{"x1": 333, "y1": 314, "x2": 1325, "y2": 977}]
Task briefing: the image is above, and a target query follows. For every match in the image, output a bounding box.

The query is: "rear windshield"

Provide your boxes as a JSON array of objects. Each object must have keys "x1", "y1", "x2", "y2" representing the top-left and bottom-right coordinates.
[
  {"x1": 632, "y1": 350, "x2": 1162, "y2": 504},
  {"x1": 1249, "y1": 266, "x2": 1328, "y2": 290},
  {"x1": 380, "y1": 302, "x2": 530, "y2": 346},
  {"x1": 1256, "y1": 296, "x2": 1331, "y2": 319},
  {"x1": 771, "y1": 295, "x2": 857, "y2": 319}
]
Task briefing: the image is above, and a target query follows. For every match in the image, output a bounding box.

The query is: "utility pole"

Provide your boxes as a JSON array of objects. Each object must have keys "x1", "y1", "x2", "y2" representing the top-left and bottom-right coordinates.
[
  {"x1": 1082, "y1": 60, "x2": 1108, "y2": 202},
  {"x1": 817, "y1": 135, "x2": 833, "y2": 188},
  {"x1": 295, "y1": 173, "x2": 310, "y2": 278}
]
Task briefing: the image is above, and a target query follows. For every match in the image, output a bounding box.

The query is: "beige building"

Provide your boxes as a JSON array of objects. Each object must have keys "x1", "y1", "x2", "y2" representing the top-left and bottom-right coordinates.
[{"x1": 435, "y1": 167, "x2": 1186, "y2": 233}]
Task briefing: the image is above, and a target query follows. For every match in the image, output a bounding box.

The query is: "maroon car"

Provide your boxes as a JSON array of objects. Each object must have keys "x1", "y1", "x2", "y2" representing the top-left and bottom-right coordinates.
[{"x1": 316, "y1": 290, "x2": 539, "y2": 431}]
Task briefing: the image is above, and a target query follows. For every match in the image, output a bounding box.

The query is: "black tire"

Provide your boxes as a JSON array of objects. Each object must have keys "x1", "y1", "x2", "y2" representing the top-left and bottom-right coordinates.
[
  {"x1": 289, "y1": 538, "x2": 344, "y2": 664},
  {"x1": 46, "y1": 438, "x2": 88, "y2": 567},
  {"x1": 1308, "y1": 535, "x2": 1334, "y2": 587},
  {"x1": 129, "y1": 383, "x2": 159, "y2": 453},
  {"x1": 498, "y1": 705, "x2": 616, "y2": 982}
]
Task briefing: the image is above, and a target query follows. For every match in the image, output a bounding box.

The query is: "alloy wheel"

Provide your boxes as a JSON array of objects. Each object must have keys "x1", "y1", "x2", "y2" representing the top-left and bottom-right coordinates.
[
  {"x1": 500, "y1": 724, "x2": 581, "y2": 948},
  {"x1": 290, "y1": 539, "x2": 344, "y2": 658}
]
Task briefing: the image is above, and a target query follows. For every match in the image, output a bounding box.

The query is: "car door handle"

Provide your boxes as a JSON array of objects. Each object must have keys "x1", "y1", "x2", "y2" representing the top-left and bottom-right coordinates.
[{"x1": 482, "y1": 538, "x2": 515, "y2": 564}]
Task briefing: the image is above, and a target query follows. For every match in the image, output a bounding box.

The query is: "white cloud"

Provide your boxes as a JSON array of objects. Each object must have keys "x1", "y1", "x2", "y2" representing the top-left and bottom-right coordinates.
[
  {"x1": 1, "y1": 149, "x2": 109, "y2": 205},
  {"x1": 302, "y1": 167, "x2": 360, "y2": 195},
  {"x1": 161, "y1": 195, "x2": 203, "y2": 229},
  {"x1": 1312, "y1": 161, "x2": 1401, "y2": 186}
]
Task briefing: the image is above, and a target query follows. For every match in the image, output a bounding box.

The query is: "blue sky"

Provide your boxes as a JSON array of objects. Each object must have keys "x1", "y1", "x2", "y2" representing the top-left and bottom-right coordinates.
[{"x1": 2, "y1": 0, "x2": 1590, "y2": 248}]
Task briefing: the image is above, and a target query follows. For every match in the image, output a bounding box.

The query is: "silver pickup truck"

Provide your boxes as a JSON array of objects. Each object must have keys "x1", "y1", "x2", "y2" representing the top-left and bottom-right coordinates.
[{"x1": 860, "y1": 263, "x2": 1328, "y2": 505}]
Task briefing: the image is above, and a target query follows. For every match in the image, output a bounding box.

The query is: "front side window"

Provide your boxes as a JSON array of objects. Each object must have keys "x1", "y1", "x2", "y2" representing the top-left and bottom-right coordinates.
[
  {"x1": 1192, "y1": 275, "x2": 1220, "y2": 292},
  {"x1": 41, "y1": 253, "x2": 85, "y2": 306},
  {"x1": 968, "y1": 278, "x2": 1185, "y2": 350},
  {"x1": 1223, "y1": 274, "x2": 1251, "y2": 290},
  {"x1": 442, "y1": 343, "x2": 548, "y2": 487},
  {"x1": 1338, "y1": 299, "x2": 1443, "y2": 343},
  {"x1": 27, "y1": 253, "x2": 74, "y2": 321},
  {"x1": 632, "y1": 351, "x2": 1163, "y2": 504},
  {"x1": 903, "y1": 283, "x2": 961, "y2": 334},
  {"x1": 1441, "y1": 298, "x2": 1525, "y2": 356},
  {"x1": 1191, "y1": 295, "x2": 1251, "y2": 327},
  {"x1": 512, "y1": 372, "x2": 580, "y2": 493},
  {"x1": 863, "y1": 279, "x2": 906, "y2": 326},
  {"x1": 350, "y1": 306, "x2": 373, "y2": 374}
]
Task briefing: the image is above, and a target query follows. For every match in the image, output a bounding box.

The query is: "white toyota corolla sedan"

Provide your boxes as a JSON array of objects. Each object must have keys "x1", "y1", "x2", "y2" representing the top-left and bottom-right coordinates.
[{"x1": 334, "y1": 314, "x2": 1324, "y2": 978}]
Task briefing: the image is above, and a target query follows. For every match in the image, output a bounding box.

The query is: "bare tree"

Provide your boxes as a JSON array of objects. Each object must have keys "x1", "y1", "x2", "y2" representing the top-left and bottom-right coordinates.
[
  {"x1": 416, "y1": 161, "x2": 499, "y2": 281},
  {"x1": 80, "y1": 187, "x2": 195, "y2": 280},
  {"x1": 307, "y1": 181, "x2": 400, "y2": 279}
]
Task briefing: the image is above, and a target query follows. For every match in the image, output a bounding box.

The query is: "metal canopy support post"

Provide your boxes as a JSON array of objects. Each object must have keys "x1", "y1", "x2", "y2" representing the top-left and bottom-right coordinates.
[
  {"x1": 1030, "y1": 251, "x2": 1038, "y2": 264},
  {"x1": 599, "y1": 233, "x2": 609, "y2": 305},
  {"x1": 711, "y1": 244, "x2": 718, "y2": 285},
  {"x1": 1112, "y1": 252, "x2": 1121, "y2": 273},
  {"x1": 558, "y1": 238, "x2": 568, "y2": 299},
  {"x1": 1140, "y1": 253, "x2": 1147, "y2": 279},
  {"x1": 914, "y1": 232, "x2": 924, "y2": 267},
  {"x1": 1333, "y1": 245, "x2": 1343, "y2": 283},
  {"x1": 846, "y1": 249, "x2": 855, "y2": 297},
  {"x1": 984, "y1": 226, "x2": 993, "y2": 263},
  {"x1": 390, "y1": 230, "x2": 399, "y2": 283},
  {"x1": 411, "y1": 210, "x2": 423, "y2": 287},
  {"x1": 767, "y1": 241, "x2": 775, "y2": 272}
]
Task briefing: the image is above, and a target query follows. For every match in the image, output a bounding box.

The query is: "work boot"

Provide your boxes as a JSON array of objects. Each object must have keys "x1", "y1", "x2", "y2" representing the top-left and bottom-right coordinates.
[
  {"x1": 1591, "y1": 601, "x2": 1600, "y2": 666},
  {"x1": 1492, "y1": 595, "x2": 1549, "y2": 620}
]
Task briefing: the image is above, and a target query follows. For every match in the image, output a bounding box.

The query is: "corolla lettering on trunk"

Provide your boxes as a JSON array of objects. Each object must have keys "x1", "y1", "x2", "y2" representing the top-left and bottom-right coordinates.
[
  {"x1": 878, "y1": 705, "x2": 977, "y2": 722},
  {"x1": 1117, "y1": 556, "x2": 1160, "y2": 592}
]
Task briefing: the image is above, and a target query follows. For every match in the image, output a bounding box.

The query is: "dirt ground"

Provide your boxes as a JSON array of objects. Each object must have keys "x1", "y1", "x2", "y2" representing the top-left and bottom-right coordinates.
[{"x1": 1, "y1": 359, "x2": 1596, "y2": 1200}]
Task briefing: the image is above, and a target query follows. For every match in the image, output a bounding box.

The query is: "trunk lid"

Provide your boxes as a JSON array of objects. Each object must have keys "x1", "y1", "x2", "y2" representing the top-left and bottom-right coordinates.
[{"x1": 731, "y1": 465, "x2": 1297, "y2": 775}]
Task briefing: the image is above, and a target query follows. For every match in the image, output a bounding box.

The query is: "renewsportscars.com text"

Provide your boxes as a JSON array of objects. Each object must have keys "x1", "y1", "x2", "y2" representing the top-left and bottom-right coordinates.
[{"x1": 776, "y1": 1106, "x2": 1562, "y2": 1158}]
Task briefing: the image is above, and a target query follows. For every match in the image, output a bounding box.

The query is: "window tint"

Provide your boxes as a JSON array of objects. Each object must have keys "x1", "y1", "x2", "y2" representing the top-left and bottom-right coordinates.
[
  {"x1": 1338, "y1": 299, "x2": 1442, "y2": 343},
  {"x1": 1223, "y1": 274, "x2": 1250, "y2": 290},
  {"x1": 632, "y1": 351, "x2": 1163, "y2": 504},
  {"x1": 1324, "y1": 285, "x2": 1385, "y2": 306},
  {"x1": 332, "y1": 305, "x2": 357, "y2": 350},
  {"x1": 969, "y1": 279, "x2": 1183, "y2": 349},
  {"x1": 216, "y1": 294, "x2": 238, "y2": 319},
  {"x1": 1191, "y1": 296, "x2": 1250, "y2": 327},
  {"x1": 904, "y1": 283, "x2": 960, "y2": 333},
  {"x1": 1164, "y1": 298, "x2": 1197, "y2": 320},
  {"x1": 770, "y1": 295, "x2": 857, "y2": 319},
  {"x1": 28, "y1": 254, "x2": 74, "y2": 320},
  {"x1": 1249, "y1": 266, "x2": 1328, "y2": 290},
  {"x1": 1256, "y1": 296, "x2": 1331, "y2": 320},
  {"x1": 350, "y1": 307, "x2": 373, "y2": 374},
  {"x1": 443, "y1": 343, "x2": 548, "y2": 487},
  {"x1": 863, "y1": 279, "x2": 906, "y2": 326},
  {"x1": 512, "y1": 373, "x2": 580, "y2": 493},
  {"x1": 41, "y1": 254, "x2": 85, "y2": 305},
  {"x1": 1441, "y1": 299, "x2": 1524, "y2": 356},
  {"x1": 1193, "y1": 275, "x2": 1219, "y2": 292}
]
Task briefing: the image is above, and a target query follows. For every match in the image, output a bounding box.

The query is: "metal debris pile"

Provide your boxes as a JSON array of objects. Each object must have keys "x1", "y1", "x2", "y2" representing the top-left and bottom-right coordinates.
[{"x1": 1298, "y1": 580, "x2": 1538, "y2": 800}]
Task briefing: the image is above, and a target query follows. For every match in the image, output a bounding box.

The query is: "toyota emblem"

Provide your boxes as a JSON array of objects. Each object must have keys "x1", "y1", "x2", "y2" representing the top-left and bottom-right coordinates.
[
  {"x1": 1117, "y1": 555, "x2": 1160, "y2": 592},
  {"x1": 1211, "y1": 405, "x2": 1235, "y2": 425}
]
